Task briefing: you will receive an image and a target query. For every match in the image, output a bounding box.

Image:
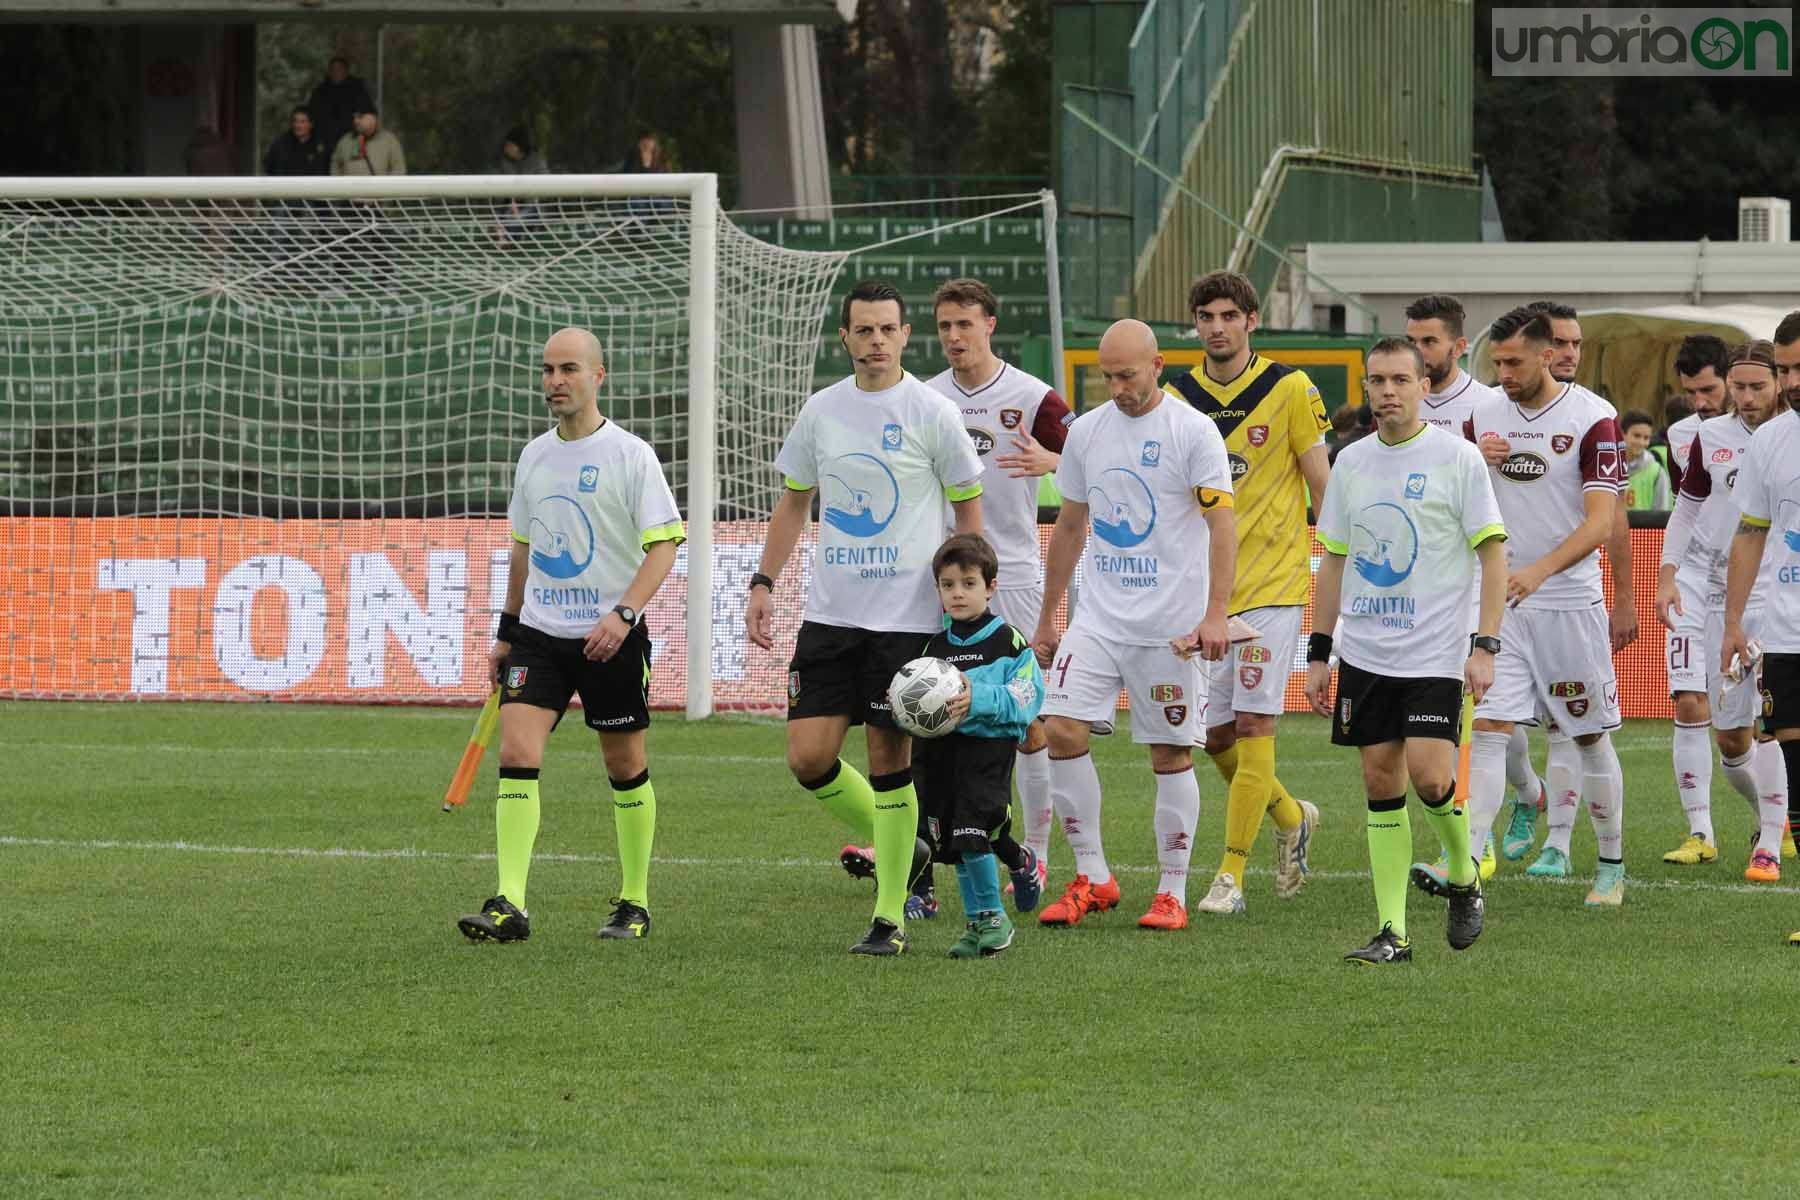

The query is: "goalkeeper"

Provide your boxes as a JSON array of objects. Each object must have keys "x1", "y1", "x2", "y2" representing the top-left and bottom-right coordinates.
[{"x1": 912, "y1": 533, "x2": 1045, "y2": 958}]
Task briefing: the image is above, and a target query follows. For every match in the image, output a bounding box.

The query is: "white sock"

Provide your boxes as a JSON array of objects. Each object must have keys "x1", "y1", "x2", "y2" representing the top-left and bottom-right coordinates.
[
  {"x1": 1754, "y1": 740, "x2": 1790, "y2": 856},
  {"x1": 1720, "y1": 745, "x2": 1760, "y2": 828},
  {"x1": 1675, "y1": 722, "x2": 1716, "y2": 843},
  {"x1": 1544, "y1": 734, "x2": 1583, "y2": 855},
  {"x1": 1016, "y1": 746, "x2": 1053, "y2": 868},
  {"x1": 1581, "y1": 735, "x2": 1625, "y2": 862},
  {"x1": 1467, "y1": 731, "x2": 1511, "y2": 854},
  {"x1": 1050, "y1": 752, "x2": 1110, "y2": 884},
  {"x1": 1505, "y1": 725, "x2": 1540, "y2": 803},
  {"x1": 1152, "y1": 767, "x2": 1200, "y2": 903}
]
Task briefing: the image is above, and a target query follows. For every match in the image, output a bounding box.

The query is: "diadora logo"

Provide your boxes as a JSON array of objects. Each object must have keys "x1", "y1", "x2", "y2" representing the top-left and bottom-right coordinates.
[
  {"x1": 529, "y1": 496, "x2": 597, "y2": 580},
  {"x1": 822, "y1": 452, "x2": 901, "y2": 538},
  {"x1": 1149, "y1": 683, "x2": 1183, "y2": 702},
  {"x1": 1551, "y1": 434, "x2": 1574, "y2": 455},
  {"x1": 881, "y1": 423, "x2": 903, "y2": 451},
  {"x1": 1141, "y1": 440, "x2": 1162, "y2": 467},
  {"x1": 1246, "y1": 424, "x2": 1270, "y2": 448},
  {"x1": 1350, "y1": 501, "x2": 1420, "y2": 587},
  {"x1": 1500, "y1": 452, "x2": 1549, "y2": 481},
  {"x1": 1088, "y1": 468, "x2": 1158, "y2": 549},
  {"x1": 1000, "y1": 408, "x2": 1023, "y2": 429},
  {"x1": 1405, "y1": 473, "x2": 1427, "y2": 500},
  {"x1": 967, "y1": 427, "x2": 996, "y2": 456},
  {"x1": 578, "y1": 465, "x2": 599, "y2": 493}
]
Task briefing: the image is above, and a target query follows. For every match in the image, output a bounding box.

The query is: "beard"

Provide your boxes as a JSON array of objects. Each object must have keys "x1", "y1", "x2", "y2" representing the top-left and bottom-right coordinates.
[{"x1": 1425, "y1": 359, "x2": 1453, "y2": 388}]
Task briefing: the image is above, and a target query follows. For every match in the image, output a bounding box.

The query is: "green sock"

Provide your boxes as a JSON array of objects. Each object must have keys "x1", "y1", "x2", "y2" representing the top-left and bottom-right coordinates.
[
  {"x1": 870, "y1": 771, "x2": 919, "y2": 928},
  {"x1": 1422, "y1": 785, "x2": 1474, "y2": 886},
  {"x1": 496, "y1": 769, "x2": 541, "y2": 910},
  {"x1": 804, "y1": 759, "x2": 876, "y2": 843},
  {"x1": 611, "y1": 772, "x2": 656, "y2": 908},
  {"x1": 1365, "y1": 797, "x2": 1411, "y2": 941}
]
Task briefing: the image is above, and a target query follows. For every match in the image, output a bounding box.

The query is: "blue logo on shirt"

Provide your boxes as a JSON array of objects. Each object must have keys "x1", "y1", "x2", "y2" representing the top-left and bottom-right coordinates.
[
  {"x1": 529, "y1": 495, "x2": 596, "y2": 580},
  {"x1": 1088, "y1": 468, "x2": 1157, "y2": 549},
  {"x1": 1405, "y1": 473, "x2": 1427, "y2": 500},
  {"x1": 1141, "y1": 440, "x2": 1162, "y2": 467},
  {"x1": 578, "y1": 465, "x2": 599, "y2": 493},
  {"x1": 882, "y1": 423, "x2": 903, "y2": 451},
  {"x1": 822, "y1": 452, "x2": 901, "y2": 537},
  {"x1": 1781, "y1": 495, "x2": 1800, "y2": 553},
  {"x1": 1351, "y1": 502, "x2": 1420, "y2": 588}
]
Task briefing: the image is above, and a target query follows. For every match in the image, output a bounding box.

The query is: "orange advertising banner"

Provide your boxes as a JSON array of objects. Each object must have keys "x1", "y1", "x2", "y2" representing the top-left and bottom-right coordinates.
[{"x1": 1, "y1": 518, "x2": 1679, "y2": 719}]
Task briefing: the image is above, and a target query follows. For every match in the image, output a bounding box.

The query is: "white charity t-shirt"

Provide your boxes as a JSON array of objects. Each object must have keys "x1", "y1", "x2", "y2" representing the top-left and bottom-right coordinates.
[
  {"x1": 508, "y1": 420, "x2": 685, "y2": 637},
  {"x1": 1317, "y1": 423, "x2": 1505, "y2": 680},
  {"x1": 1732, "y1": 408, "x2": 1800, "y2": 653},
  {"x1": 1055, "y1": 395, "x2": 1233, "y2": 646},
  {"x1": 774, "y1": 371, "x2": 985, "y2": 633}
]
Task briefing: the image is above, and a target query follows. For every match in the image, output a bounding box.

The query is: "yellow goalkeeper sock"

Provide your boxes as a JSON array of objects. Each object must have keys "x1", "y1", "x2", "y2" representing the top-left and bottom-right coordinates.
[
  {"x1": 1207, "y1": 742, "x2": 1239, "y2": 787},
  {"x1": 1219, "y1": 735, "x2": 1276, "y2": 882},
  {"x1": 1267, "y1": 776, "x2": 1304, "y2": 832}
]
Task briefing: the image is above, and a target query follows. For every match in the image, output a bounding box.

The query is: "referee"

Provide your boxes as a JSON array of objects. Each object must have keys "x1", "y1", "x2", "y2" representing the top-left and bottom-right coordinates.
[
  {"x1": 1305, "y1": 337, "x2": 1508, "y2": 965},
  {"x1": 457, "y1": 326, "x2": 685, "y2": 944}
]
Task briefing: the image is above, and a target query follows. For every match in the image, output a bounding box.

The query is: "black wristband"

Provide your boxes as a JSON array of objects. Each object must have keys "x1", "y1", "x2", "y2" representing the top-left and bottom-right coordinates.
[
  {"x1": 1306, "y1": 632, "x2": 1333, "y2": 663},
  {"x1": 749, "y1": 572, "x2": 775, "y2": 593},
  {"x1": 497, "y1": 612, "x2": 521, "y2": 641}
]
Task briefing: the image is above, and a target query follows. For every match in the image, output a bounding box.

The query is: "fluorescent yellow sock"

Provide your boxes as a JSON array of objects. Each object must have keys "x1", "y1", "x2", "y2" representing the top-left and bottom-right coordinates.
[
  {"x1": 611, "y1": 772, "x2": 655, "y2": 908},
  {"x1": 1219, "y1": 735, "x2": 1275, "y2": 881},
  {"x1": 803, "y1": 759, "x2": 876, "y2": 844},
  {"x1": 495, "y1": 768, "x2": 541, "y2": 910}
]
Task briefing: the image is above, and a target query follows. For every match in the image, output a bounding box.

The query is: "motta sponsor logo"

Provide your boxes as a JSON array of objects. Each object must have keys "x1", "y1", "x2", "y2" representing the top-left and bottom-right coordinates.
[
  {"x1": 1492, "y1": 8, "x2": 1793, "y2": 78},
  {"x1": 967, "y1": 428, "x2": 996, "y2": 455},
  {"x1": 1500, "y1": 451, "x2": 1549, "y2": 481},
  {"x1": 1228, "y1": 453, "x2": 1250, "y2": 480}
]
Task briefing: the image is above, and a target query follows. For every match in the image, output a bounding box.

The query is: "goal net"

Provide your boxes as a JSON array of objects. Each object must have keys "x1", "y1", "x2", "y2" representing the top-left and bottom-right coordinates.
[{"x1": 0, "y1": 175, "x2": 847, "y2": 716}]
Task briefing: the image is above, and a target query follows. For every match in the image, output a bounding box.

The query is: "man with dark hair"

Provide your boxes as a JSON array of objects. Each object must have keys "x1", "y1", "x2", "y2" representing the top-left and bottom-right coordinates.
[
  {"x1": 1619, "y1": 410, "x2": 1669, "y2": 511},
  {"x1": 306, "y1": 56, "x2": 374, "y2": 158},
  {"x1": 264, "y1": 107, "x2": 329, "y2": 176},
  {"x1": 1720, "y1": 339, "x2": 1800, "y2": 941},
  {"x1": 745, "y1": 279, "x2": 985, "y2": 955},
  {"x1": 1526, "y1": 300, "x2": 1582, "y2": 384},
  {"x1": 1167, "y1": 270, "x2": 1329, "y2": 916},
  {"x1": 1668, "y1": 333, "x2": 1733, "y2": 496},
  {"x1": 1307, "y1": 335, "x2": 1507, "y2": 963},
  {"x1": 1445, "y1": 307, "x2": 1629, "y2": 906},
  {"x1": 1658, "y1": 341, "x2": 1791, "y2": 876}
]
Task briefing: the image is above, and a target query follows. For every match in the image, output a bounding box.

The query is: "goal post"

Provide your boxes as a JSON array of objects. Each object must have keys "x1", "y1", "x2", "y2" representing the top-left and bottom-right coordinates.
[{"x1": 0, "y1": 173, "x2": 845, "y2": 717}]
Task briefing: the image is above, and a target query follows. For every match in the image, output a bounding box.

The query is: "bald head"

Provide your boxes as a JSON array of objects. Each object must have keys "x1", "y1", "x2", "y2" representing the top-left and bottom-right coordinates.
[
  {"x1": 1098, "y1": 319, "x2": 1165, "y2": 417},
  {"x1": 544, "y1": 326, "x2": 604, "y2": 369},
  {"x1": 542, "y1": 326, "x2": 606, "y2": 430}
]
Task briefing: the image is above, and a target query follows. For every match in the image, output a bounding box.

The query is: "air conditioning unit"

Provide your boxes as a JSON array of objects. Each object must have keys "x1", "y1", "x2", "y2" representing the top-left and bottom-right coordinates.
[{"x1": 1739, "y1": 197, "x2": 1791, "y2": 243}]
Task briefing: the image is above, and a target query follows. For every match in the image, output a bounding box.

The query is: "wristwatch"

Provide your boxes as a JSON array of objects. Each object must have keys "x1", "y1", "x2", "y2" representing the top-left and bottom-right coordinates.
[
  {"x1": 613, "y1": 604, "x2": 638, "y2": 626},
  {"x1": 1471, "y1": 634, "x2": 1502, "y2": 655}
]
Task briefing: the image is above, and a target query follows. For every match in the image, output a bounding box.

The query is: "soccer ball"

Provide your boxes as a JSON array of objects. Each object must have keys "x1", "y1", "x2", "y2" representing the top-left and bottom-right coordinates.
[{"x1": 887, "y1": 657, "x2": 965, "y2": 738}]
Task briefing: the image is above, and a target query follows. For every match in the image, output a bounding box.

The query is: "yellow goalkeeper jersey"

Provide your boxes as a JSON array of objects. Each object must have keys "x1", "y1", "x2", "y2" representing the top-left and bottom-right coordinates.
[{"x1": 1166, "y1": 355, "x2": 1329, "y2": 613}]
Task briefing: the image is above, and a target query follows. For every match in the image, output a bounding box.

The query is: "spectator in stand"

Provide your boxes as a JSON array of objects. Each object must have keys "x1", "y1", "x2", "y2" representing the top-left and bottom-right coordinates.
[
  {"x1": 495, "y1": 126, "x2": 549, "y2": 247},
  {"x1": 308, "y1": 56, "x2": 375, "y2": 158},
  {"x1": 332, "y1": 108, "x2": 406, "y2": 176},
  {"x1": 1652, "y1": 393, "x2": 1694, "y2": 479},
  {"x1": 1327, "y1": 401, "x2": 1369, "y2": 465},
  {"x1": 264, "y1": 107, "x2": 330, "y2": 176},
  {"x1": 1620, "y1": 409, "x2": 1670, "y2": 510},
  {"x1": 621, "y1": 128, "x2": 671, "y2": 173}
]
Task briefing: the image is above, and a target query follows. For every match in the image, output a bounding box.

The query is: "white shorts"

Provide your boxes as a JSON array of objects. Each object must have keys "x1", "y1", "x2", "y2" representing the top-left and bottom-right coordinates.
[
  {"x1": 1664, "y1": 577, "x2": 1715, "y2": 697},
  {"x1": 1042, "y1": 622, "x2": 1203, "y2": 745},
  {"x1": 1476, "y1": 604, "x2": 1621, "y2": 737},
  {"x1": 1203, "y1": 605, "x2": 1301, "y2": 726},
  {"x1": 992, "y1": 585, "x2": 1044, "y2": 635}
]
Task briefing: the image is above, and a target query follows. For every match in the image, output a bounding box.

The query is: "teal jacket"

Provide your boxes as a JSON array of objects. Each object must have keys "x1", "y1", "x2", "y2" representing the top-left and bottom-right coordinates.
[{"x1": 921, "y1": 612, "x2": 1044, "y2": 742}]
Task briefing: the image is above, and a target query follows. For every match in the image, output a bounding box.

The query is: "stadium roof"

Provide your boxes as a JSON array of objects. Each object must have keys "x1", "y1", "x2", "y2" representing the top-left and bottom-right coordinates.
[
  {"x1": 1305, "y1": 241, "x2": 1800, "y2": 299},
  {"x1": 0, "y1": 0, "x2": 846, "y2": 21}
]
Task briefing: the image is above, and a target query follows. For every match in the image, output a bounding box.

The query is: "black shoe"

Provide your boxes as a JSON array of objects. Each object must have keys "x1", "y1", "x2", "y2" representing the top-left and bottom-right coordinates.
[
  {"x1": 1444, "y1": 880, "x2": 1485, "y2": 951},
  {"x1": 848, "y1": 917, "x2": 907, "y2": 956},
  {"x1": 458, "y1": 894, "x2": 530, "y2": 943},
  {"x1": 597, "y1": 898, "x2": 650, "y2": 940},
  {"x1": 1344, "y1": 923, "x2": 1411, "y2": 965}
]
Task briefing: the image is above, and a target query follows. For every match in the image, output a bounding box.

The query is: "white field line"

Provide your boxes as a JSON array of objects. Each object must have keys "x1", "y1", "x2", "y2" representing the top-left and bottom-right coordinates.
[{"x1": 5, "y1": 834, "x2": 1800, "y2": 898}]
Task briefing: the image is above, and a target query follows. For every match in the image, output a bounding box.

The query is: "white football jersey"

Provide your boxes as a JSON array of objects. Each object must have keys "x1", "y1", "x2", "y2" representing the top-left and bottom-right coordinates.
[
  {"x1": 1732, "y1": 408, "x2": 1800, "y2": 653},
  {"x1": 774, "y1": 371, "x2": 985, "y2": 634},
  {"x1": 1317, "y1": 424, "x2": 1505, "y2": 680},
  {"x1": 1056, "y1": 395, "x2": 1233, "y2": 645},
  {"x1": 1466, "y1": 382, "x2": 1623, "y2": 610},
  {"x1": 927, "y1": 362, "x2": 1071, "y2": 591},
  {"x1": 509, "y1": 421, "x2": 685, "y2": 638},
  {"x1": 1665, "y1": 411, "x2": 1704, "y2": 495},
  {"x1": 1672, "y1": 414, "x2": 1776, "y2": 606},
  {"x1": 1420, "y1": 369, "x2": 1504, "y2": 434}
]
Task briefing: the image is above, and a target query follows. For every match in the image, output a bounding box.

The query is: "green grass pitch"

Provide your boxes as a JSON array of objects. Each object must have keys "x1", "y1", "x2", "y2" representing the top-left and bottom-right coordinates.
[{"x1": 5, "y1": 700, "x2": 1797, "y2": 1198}]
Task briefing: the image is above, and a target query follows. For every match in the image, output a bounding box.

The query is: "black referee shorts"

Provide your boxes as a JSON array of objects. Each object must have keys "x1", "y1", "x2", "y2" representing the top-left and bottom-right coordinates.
[
  {"x1": 786, "y1": 620, "x2": 928, "y2": 729},
  {"x1": 1331, "y1": 659, "x2": 1463, "y2": 747},
  {"x1": 1762, "y1": 652, "x2": 1800, "y2": 735},
  {"x1": 500, "y1": 621, "x2": 652, "y2": 732}
]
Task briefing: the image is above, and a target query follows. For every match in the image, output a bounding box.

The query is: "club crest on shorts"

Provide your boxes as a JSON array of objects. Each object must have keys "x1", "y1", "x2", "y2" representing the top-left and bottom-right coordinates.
[
  {"x1": 505, "y1": 665, "x2": 528, "y2": 691},
  {"x1": 787, "y1": 670, "x2": 801, "y2": 704},
  {"x1": 578, "y1": 465, "x2": 599, "y2": 493},
  {"x1": 1566, "y1": 698, "x2": 1589, "y2": 717},
  {"x1": 1405, "y1": 473, "x2": 1427, "y2": 500},
  {"x1": 1149, "y1": 683, "x2": 1182, "y2": 702},
  {"x1": 1246, "y1": 424, "x2": 1270, "y2": 448},
  {"x1": 882, "y1": 423, "x2": 903, "y2": 451},
  {"x1": 1551, "y1": 434, "x2": 1574, "y2": 455},
  {"x1": 1000, "y1": 408, "x2": 1023, "y2": 430},
  {"x1": 1239, "y1": 665, "x2": 1263, "y2": 690},
  {"x1": 1141, "y1": 440, "x2": 1162, "y2": 467},
  {"x1": 1240, "y1": 644, "x2": 1271, "y2": 663},
  {"x1": 1163, "y1": 704, "x2": 1187, "y2": 726}
]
